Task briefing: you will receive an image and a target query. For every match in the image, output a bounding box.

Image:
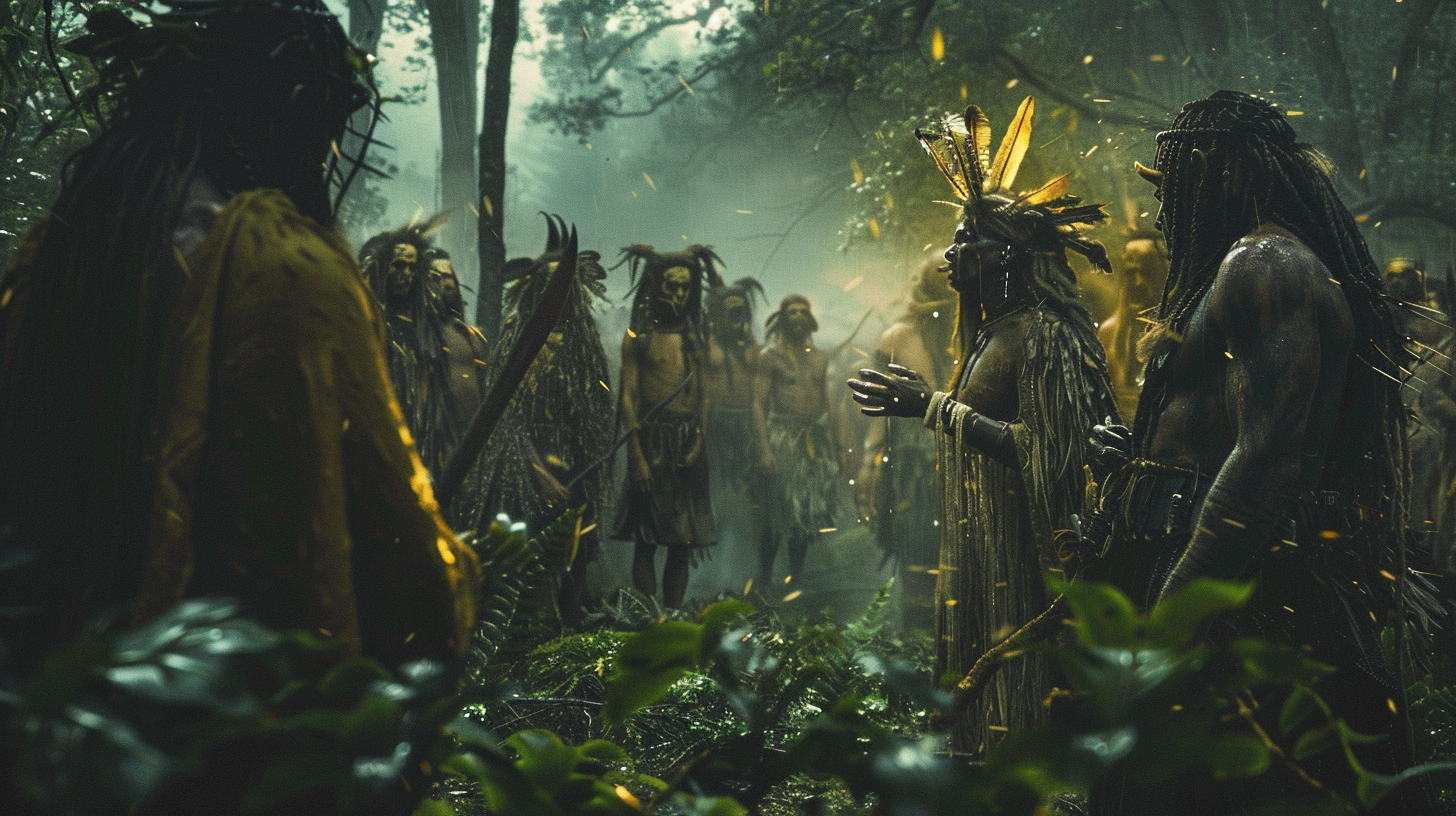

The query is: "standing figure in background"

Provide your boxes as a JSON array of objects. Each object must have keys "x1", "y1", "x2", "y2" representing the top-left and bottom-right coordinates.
[
  {"x1": 705, "y1": 277, "x2": 767, "y2": 587},
  {"x1": 358, "y1": 212, "x2": 461, "y2": 475},
  {"x1": 424, "y1": 248, "x2": 489, "y2": 433},
  {"x1": 1387, "y1": 258, "x2": 1456, "y2": 572},
  {"x1": 755, "y1": 295, "x2": 845, "y2": 587},
  {"x1": 463, "y1": 219, "x2": 613, "y2": 620},
  {"x1": 1097, "y1": 226, "x2": 1168, "y2": 422},
  {"x1": 849, "y1": 97, "x2": 1118, "y2": 754},
  {"x1": 857, "y1": 261, "x2": 957, "y2": 629},
  {"x1": 612, "y1": 245, "x2": 723, "y2": 607}
]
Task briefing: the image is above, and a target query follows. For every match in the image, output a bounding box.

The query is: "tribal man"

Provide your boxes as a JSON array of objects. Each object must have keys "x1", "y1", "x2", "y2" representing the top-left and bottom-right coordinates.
[
  {"x1": 358, "y1": 214, "x2": 465, "y2": 476},
  {"x1": 755, "y1": 295, "x2": 846, "y2": 586},
  {"x1": 611, "y1": 245, "x2": 723, "y2": 607},
  {"x1": 462, "y1": 220, "x2": 614, "y2": 620},
  {"x1": 1090, "y1": 91, "x2": 1428, "y2": 813},
  {"x1": 857, "y1": 260, "x2": 957, "y2": 628},
  {"x1": 848, "y1": 96, "x2": 1118, "y2": 754},
  {"x1": 705, "y1": 277, "x2": 767, "y2": 582},
  {"x1": 424, "y1": 248, "x2": 489, "y2": 429},
  {"x1": 0, "y1": 2, "x2": 478, "y2": 808},
  {"x1": 1097, "y1": 226, "x2": 1168, "y2": 422}
]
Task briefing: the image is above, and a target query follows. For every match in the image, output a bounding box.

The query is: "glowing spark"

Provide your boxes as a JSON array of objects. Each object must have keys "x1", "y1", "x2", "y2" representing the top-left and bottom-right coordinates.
[
  {"x1": 482, "y1": 196, "x2": 494, "y2": 217},
  {"x1": 931, "y1": 28, "x2": 945, "y2": 61},
  {"x1": 735, "y1": 209, "x2": 753, "y2": 214},
  {"x1": 1149, "y1": 54, "x2": 1166, "y2": 62},
  {"x1": 743, "y1": 578, "x2": 754, "y2": 595},
  {"x1": 850, "y1": 158, "x2": 865, "y2": 185},
  {"x1": 1083, "y1": 54, "x2": 1094, "y2": 64},
  {"x1": 677, "y1": 74, "x2": 695, "y2": 95},
  {"x1": 818, "y1": 527, "x2": 837, "y2": 533},
  {"x1": 843, "y1": 275, "x2": 865, "y2": 292},
  {"x1": 642, "y1": 171, "x2": 657, "y2": 191},
  {"x1": 1005, "y1": 78, "x2": 1019, "y2": 89},
  {"x1": 783, "y1": 590, "x2": 803, "y2": 602},
  {"x1": 1285, "y1": 110, "x2": 1305, "y2": 116},
  {"x1": 869, "y1": 219, "x2": 881, "y2": 239}
]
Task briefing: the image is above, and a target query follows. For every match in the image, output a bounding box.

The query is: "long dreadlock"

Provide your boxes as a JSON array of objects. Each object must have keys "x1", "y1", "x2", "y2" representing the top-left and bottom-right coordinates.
[
  {"x1": 618, "y1": 244, "x2": 724, "y2": 369},
  {"x1": 0, "y1": 1, "x2": 374, "y2": 650},
  {"x1": 463, "y1": 216, "x2": 614, "y2": 536},
  {"x1": 1134, "y1": 91, "x2": 1406, "y2": 526},
  {"x1": 706, "y1": 277, "x2": 765, "y2": 389}
]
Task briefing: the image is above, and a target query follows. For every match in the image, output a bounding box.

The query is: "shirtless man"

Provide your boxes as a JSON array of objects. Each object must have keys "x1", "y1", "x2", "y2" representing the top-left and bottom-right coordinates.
[
  {"x1": 1097, "y1": 228, "x2": 1167, "y2": 422},
  {"x1": 755, "y1": 295, "x2": 844, "y2": 586},
  {"x1": 857, "y1": 262, "x2": 956, "y2": 627},
  {"x1": 611, "y1": 246, "x2": 722, "y2": 607},
  {"x1": 1090, "y1": 91, "x2": 1425, "y2": 813},
  {"x1": 425, "y1": 249, "x2": 489, "y2": 428},
  {"x1": 705, "y1": 278, "x2": 766, "y2": 583}
]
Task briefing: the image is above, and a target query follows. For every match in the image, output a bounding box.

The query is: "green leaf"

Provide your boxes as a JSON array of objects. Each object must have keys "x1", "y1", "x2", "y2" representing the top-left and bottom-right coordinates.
[
  {"x1": 578, "y1": 739, "x2": 631, "y2": 765},
  {"x1": 1355, "y1": 760, "x2": 1456, "y2": 809},
  {"x1": 1293, "y1": 725, "x2": 1338, "y2": 761},
  {"x1": 1207, "y1": 733, "x2": 1269, "y2": 779},
  {"x1": 1279, "y1": 685, "x2": 1317, "y2": 735},
  {"x1": 603, "y1": 620, "x2": 704, "y2": 726},
  {"x1": 1060, "y1": 580, "x2": 1140, "y2": 648},
  {"x1": 506, "y1": 729, "x2": 578, "y2": 789},
  {"x1": 1145, "y1": 579, "x2": 1253, "y2": 648},
  {"x1": 412, "y1": 799, "x2": 455, "y2": 816}
]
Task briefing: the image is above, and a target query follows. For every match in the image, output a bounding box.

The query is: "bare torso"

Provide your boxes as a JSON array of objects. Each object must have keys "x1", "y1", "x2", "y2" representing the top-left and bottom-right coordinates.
[
  {"x1": 952, "y1": 312, "x2": 1032, "y2": 422},
  {"x1": 441, "y1": 321, "x2": 488, "y2": 422},
  {"x1": 760, "y1": 343, "x2": 831, "y2": 420},
  {"x1": 706, "y1": 337, "x2": 759, "y2": 409},
  {"x1": 630, "y1": 330, "x2": 703, "y2": 415},
  {"x1": 1141, "y1": 225, "x2": 1351, "y2": 476}
]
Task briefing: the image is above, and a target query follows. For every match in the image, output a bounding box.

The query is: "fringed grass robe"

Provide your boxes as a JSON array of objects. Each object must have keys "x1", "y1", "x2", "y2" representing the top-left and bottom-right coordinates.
[{"x1": 926, "y1": 306, "x2": 1117, "y2": 755}]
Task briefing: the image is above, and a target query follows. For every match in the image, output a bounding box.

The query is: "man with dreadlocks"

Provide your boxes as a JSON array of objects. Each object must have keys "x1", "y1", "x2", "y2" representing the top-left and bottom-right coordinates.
[
  {"x1": 611, "y1": 244, "x2": 723, "y2": 607},
  {"x1": 705, "y1": 277, "x2": 767, "y2": 579},
  {"x1": 1087, "y1": 90, "x2": 1430, "y2": 813},
  {"x1": 848, "y1": 97, "x2": 1118, "y2": 754},
  {"x1": 0, "y1": 1, "x2": 478, "y2": 807},
  {"x1": 755, "y1": 295, "x2": 847, "y2": 586},
  {"x1": 857, "y1": 259, "x2": 958, "y2": 629},
  {"x1": 424, "y1": 248, "x2": 490, "y2": 427},
  {"x1": 358, "y1": 213, "x2": 465, "y2": 476},
  {"x1": 461, "y1": 218, "x2": 614, "y2": 620},
  {"x1": 1097, "y1": 226, "x2": 1168, "y2": 422}
]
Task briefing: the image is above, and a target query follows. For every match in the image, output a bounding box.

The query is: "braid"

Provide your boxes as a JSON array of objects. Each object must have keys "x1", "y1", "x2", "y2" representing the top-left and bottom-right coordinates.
[{"x1": 1136, "y1": 90, "x2": 1406, "y2": 543}]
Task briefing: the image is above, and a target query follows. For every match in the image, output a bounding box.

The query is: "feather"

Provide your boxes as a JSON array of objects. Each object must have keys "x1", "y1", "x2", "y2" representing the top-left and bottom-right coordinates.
[
  {"x1": 939, "y1": 114, "x2": 977, "y2": 200},
  {"x1": 965, "y1": 105, "x2": 993, "y2": 185},
  {"x1": 916, "y1": 128, "x2": 969, "y2": 200},
  {"x1": 1014, "y1": 173, "x2": 1072, "y2": 208},
  {"x1": 989, "y1": 96, "x2": 1035, "y2": 193}
]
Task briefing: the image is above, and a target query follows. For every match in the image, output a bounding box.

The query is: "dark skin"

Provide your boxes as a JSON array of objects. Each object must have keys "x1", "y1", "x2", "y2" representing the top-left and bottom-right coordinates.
[
  {"x1": 846, "y1": 227, "x2": 1033, "y2": 464},
  {"x1": 1143, "y1": 221, "x2": 1352, "y2": 596},
  {"x1": 426, "y1": 258, "x2": 490, "y2": 425},
  {"x1": 619, "y1": 267, "x2": 707, "y2": 607}
]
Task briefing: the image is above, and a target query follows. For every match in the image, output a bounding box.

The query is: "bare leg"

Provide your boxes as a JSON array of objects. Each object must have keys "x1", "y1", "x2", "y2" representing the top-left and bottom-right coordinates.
[
  {"x1": 758, "y1": 529, "x2": 779, "y2": 586},
  {"x1": 662, "y1": 548, "x2": 691, "y2": 608},
  {"x1": 633, "y1": 539, "x2": 657, "y2": 599},
  {"x1": 787, "y1": 532, "x2": 809, "y2": 580}
]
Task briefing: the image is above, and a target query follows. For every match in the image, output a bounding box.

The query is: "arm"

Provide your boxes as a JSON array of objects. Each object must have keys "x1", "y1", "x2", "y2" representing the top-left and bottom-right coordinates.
[
  {"x1": 619, "y1": 332, "x2": 651, "y2": 488},
  {"x1": 753, "y1": 348, "x2": 776, "y2": 471},
  {"x1": 850, "y1": 362, "x2": 1020, "y2": 468},
  {"x1": 1159, "y1": 235, "x2": 1346, "y2": 597}
]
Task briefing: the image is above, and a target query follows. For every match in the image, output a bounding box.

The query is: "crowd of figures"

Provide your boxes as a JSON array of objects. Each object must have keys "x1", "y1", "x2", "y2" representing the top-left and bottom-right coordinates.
[{"x1": 6, "y1": 1, "x2": 1456, "y2": 812}]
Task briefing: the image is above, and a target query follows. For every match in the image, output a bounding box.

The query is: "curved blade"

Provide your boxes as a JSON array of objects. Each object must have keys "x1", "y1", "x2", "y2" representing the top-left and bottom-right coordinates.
[{"x1": 436, "y1": 227, "x2": 579, "y2": 507}]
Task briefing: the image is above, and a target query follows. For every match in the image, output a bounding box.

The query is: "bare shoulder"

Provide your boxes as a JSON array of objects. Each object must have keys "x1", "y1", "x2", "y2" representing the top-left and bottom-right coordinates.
[{"x1": 1212, "y1": 225, "x2": 1336, "y2": 309}]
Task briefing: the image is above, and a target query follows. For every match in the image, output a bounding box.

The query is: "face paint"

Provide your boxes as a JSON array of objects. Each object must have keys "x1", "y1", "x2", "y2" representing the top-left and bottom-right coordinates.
[
  {"x1": 388, "y1": 243, "x2": 419, "y2": 300},
  {"x1": 660, "y1": 266, "x2": 692, "y2": 314}
]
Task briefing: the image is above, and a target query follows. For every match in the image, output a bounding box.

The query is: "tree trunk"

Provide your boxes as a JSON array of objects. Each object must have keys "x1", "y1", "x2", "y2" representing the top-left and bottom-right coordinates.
[
  {"x1": 423, "y1": 0, "x2": 481, "y2": 289},
  {"x1": 476, "y1": 0, "x2": 520, "y2": 339}
]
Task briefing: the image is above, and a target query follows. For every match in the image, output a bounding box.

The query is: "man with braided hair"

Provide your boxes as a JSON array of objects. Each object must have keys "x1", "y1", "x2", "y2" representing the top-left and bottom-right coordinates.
[
  {"x1": 0, "y1": 2, "x2": 478, "y2": 807},
  {"x1": 1089, "y1": 90, "x2": 1429, "y2": 813},
  {"x1": 611, "y1": 245, "x2": 723, "y2": 607},
  {"x1": 358, "y1": 213, "x2": 463, "y2": 477},
  {"x1": 849, "y1": 97, "x2": 1119, "y2": 754}
]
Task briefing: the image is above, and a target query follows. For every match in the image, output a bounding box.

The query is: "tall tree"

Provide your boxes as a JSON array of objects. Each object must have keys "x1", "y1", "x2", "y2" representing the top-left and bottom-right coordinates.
[
  {"x1": 421, "y1": 0, "x2": 480, "y2": 279},
  {"x1": 476, "y1": 0, "x2": 520, "y2": 338}
]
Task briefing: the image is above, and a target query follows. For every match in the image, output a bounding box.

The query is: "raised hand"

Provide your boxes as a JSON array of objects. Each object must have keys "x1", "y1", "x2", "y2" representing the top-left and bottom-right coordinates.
[{"x1": 847, "y1": 363, "x2": 933, "y2": 419}]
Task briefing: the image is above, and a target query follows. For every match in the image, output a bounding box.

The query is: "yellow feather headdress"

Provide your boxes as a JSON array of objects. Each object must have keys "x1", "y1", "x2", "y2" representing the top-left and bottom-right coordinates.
[{"x1": 915, "y1": 96, "x2": 1112, "y2": 272}]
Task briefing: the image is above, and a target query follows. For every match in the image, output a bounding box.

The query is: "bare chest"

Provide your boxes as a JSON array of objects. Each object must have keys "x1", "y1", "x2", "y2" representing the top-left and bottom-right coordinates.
[{"x1": 952, "y1": 319, "x2": 1027, "y2": 421}]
